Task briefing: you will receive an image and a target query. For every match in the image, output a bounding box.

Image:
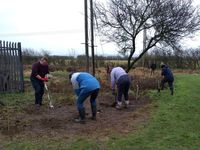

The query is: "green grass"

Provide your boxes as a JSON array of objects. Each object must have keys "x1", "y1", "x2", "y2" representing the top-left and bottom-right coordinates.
[
  {"x1": 1, "y1": 74, "x2": 200, "y2": 150},
  {"x1": 0, "y1": 92, "x2": 33, "y2": 111},
  {"x1": 106, "y1": 74, "x2": 200, "y2": 150}
]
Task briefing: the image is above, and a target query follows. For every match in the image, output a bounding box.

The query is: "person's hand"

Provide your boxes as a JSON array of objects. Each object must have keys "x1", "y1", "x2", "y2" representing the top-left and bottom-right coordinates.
[{"x1": 41, "y1": 77, "x2": 48, "y2": 82}]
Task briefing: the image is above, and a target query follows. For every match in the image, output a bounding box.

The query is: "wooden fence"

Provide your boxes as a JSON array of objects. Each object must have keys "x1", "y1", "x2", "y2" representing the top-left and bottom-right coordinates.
[{"x1": 0, "y1": 40, "x2": 24, "y2": 93}]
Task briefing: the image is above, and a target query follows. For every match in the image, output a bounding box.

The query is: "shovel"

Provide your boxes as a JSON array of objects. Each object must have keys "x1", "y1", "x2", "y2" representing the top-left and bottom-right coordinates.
[{"x1": 44, "y1": 82, "x2": 54, "y2": 108}]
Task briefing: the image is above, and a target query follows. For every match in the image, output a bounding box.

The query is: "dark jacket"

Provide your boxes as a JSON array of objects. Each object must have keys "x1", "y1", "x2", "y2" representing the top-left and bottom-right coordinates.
[
  {"x1": 161, "y1": 65, "x2": 174, "y2": 81},
  {"x1": 30, "y1": 61, "x2": 49, "y2": 78}
]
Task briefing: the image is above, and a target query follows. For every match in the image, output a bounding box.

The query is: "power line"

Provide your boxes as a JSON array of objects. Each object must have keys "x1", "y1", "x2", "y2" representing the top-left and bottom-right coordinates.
[{"x1": 0, "y1": 29, "x2": 83, "y2": 37}]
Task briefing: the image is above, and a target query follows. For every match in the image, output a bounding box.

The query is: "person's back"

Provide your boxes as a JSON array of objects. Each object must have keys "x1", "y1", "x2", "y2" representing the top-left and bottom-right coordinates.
[
  {"x1": 77, "y1": 72, "x2": 100, "y2": 93},
  {"x1": 69, "y1": 72, "x2": 100, "y2": 123},
  {"x1": 110, "y1": 67, "x2": 127, "y2": 88},
  {"x1": 161, "y1": 65, "x2": 174, "y2": 81}
]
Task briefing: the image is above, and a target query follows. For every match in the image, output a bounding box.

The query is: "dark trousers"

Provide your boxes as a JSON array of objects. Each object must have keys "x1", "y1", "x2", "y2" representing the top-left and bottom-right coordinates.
[
  {"x1": 30, "y1": 77, "x2": 44, "y2": 105},
  {"x1": 117, "y1": 75, "x2": 130, "y2": 102},
  {"x1": 76, "y1": 89, "x2": 99, "y2": 110},
  {"x1": 160, "y1": 77, "x2": 174, "y2": 95}
]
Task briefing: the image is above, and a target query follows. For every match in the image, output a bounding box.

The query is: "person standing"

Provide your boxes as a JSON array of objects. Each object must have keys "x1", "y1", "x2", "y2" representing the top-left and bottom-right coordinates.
[
  {"x1": 150, "y1": 62, "x2": 157, "y2": 76},
  {"x1": 110, "y1": 67, "x2": 131, "y2": 109},
  {"x1": 69, "y1": 72, "x2": 100, "y2": 123},
  {"x1": 159, "y1": 64, "x2": 174, "y2": 95},
  {"x1": 30, "y1": 57, "x2": 49, "y2": 106}
]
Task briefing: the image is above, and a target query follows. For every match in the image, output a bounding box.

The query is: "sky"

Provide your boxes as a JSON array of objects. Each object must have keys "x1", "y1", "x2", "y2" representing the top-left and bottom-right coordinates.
[{"x1": 0, "y1": 0, "x2": 200, "y2": 56}]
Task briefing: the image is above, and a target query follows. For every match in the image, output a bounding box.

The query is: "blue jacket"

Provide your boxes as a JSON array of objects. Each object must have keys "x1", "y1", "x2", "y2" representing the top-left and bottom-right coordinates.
[
  {"x1": 71, "y1": 72, "x2": 100, "y2": 96},
  {"x1": 161, "y1": 65, "x2": 174, "y2": 81}
]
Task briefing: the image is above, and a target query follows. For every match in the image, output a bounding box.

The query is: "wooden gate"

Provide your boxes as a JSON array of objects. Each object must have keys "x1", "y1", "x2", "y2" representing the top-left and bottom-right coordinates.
[{"x1": 0, "y1": 40, "x2": 24, "y2": 93}]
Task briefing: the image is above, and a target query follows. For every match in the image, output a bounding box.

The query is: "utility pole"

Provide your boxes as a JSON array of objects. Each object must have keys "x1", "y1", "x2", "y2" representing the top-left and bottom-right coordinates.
[
  {"x1": 84, "y1": 0, "x2": 89, "y2": 72},
  {"x1": 90, "y1": 0, "x2": 95, "y2": 76},
  {"x1": 142, "y1": 24, "x2": 147, "y2": 67}
]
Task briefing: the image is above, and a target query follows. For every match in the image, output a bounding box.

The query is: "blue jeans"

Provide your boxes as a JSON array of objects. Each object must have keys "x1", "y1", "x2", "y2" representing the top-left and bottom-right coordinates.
[
  {"x1": 30, "y1": 77, "x2": 44, "y2": 105},
  {"x1": 76, "y1": 89, "x2": 99, "y2": 110}
]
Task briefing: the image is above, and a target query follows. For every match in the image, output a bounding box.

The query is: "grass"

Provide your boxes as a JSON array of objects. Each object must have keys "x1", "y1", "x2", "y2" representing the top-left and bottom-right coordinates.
[
  {"x1": 106, "y1": 74, "x2": 200, "y2": 150},
  {"x1": 0, "y1": 92, "x2": 33, "y2": 111},
  {"x1": 1, "y1": 74, "x2": 200, "y2": 149}
]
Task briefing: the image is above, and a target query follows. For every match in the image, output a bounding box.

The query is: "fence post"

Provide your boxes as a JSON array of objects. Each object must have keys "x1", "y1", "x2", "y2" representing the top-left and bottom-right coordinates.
[{"x1": 18, "y1": 42, "x2": 24, "y2": 92}]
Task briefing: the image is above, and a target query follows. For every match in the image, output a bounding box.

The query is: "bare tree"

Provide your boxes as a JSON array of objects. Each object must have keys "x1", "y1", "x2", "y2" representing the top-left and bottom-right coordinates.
[{"x1": 94, "y1": 0, "x2": 200, "y2": 72}]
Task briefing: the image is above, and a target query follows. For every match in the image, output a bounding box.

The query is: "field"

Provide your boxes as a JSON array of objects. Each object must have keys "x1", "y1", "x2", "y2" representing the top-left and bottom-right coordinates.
[{"x1": 0, "y1": 68, "x2": 200, "y2": 149}]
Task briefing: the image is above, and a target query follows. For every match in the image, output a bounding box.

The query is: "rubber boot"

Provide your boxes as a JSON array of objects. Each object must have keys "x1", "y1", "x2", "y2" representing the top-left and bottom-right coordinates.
[
  {"x1": 91, "y1": 105, "x2": 97, "y2": 120},
  {"x1": 170, "y1": 87, "x2": 174, "y2": 95},
  {"x1": 74, "y1": 108, "x2": 85, "y2": 124}
]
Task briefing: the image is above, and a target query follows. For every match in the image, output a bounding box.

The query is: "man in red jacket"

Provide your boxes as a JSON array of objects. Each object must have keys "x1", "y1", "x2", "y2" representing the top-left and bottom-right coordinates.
[{"x1": 30, "y1": 57, "x2": 49, "y2": 106}]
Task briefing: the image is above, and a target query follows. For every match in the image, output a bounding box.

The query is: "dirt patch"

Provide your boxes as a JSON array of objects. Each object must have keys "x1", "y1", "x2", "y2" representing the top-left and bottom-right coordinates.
[
  {"x1": 0, "y1": 93, "x2": 152, "y2": 141},
  {"x1": 0, "y1": 68, "x2": 157, "y2": 141}
]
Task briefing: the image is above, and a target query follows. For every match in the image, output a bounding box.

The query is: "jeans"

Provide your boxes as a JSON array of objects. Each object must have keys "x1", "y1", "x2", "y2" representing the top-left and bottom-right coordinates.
[
  {"x1": 76, "y1": 89, "x2": 99, "y2": 110},
  {"x1": 30, "y1": 77, "x2": 44, "y2": 105}
]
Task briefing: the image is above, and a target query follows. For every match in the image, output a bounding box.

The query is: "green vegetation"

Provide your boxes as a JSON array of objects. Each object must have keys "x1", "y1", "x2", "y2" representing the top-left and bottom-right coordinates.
[
  {"x1": 0, "y1": 92, "x2": 33, "y2": 111},
  {"x1": 106, "y1": 74, "x2": 200, "y2": 150},
  {"x1": 1, "y1": 74, "x2": 200, "y2": 149}
]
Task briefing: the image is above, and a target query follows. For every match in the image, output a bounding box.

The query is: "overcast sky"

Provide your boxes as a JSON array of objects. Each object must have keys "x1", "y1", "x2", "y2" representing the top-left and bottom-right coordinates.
[{"x1": 0, "y1": 0, "x2": 200, "y2": 56}]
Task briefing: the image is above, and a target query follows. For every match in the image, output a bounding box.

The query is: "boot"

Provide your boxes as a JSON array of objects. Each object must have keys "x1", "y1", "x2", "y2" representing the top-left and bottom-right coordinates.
[
  {"x1": 91, "y1": 105, "x2": 97, "y2": 120},
  {"x1": 111, "y1": 101, "x2": 117, "y2": 107},
  {"x1": 74, "y1": 108, "x2": 85, "y2": 124},
  {"x1": 124, "y1": 100, "x2": 129, "y2": 108},
  {"x1": 170, "y1": 87, "x2": 174, "y2": 95},
  {"x1": 116, "y1": 101, "x2": 122, "y2": 110}
]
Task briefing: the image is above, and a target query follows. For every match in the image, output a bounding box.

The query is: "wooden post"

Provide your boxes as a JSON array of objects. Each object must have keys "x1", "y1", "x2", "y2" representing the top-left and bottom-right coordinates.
[
  {"x1": 0, "y1": 41, "x2": 2, "y2": 92},
  {"x1": 90, "y1": 0, "x2": 95, "y2": 76},
  {"x1": 84, "y1": 0, "x2": 89, "y2": 72}
]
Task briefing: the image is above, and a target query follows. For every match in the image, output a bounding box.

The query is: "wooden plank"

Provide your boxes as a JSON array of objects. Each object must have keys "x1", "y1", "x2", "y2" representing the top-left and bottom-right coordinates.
[
  {"x1": 18, "y1": 43, "x2": 24, "y2": 92},
  {"x1": 14, "y1": 42, "x2": 19, "y2": 91},
  {"x1": 11, "y1": 42, "x2": 16, "y2": 91},
  {"x1": 8, "y1": 42, "x2": 14, "y2": 91}
]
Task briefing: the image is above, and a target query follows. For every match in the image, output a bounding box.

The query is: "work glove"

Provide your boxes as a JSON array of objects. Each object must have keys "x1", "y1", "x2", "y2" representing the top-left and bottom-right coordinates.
[{"x1": 41, "y1": 77, "x2": 48, "y2": 82}]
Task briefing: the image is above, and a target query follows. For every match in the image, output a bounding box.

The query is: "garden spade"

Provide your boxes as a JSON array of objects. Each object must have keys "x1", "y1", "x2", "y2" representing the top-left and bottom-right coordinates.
[{"x1": 44, "y1": 82, "x2": 54, "y2": 108}]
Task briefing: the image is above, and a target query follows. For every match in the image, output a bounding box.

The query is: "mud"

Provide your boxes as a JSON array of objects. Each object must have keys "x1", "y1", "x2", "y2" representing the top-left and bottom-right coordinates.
[{"x1": 0, "y1": 93, "x2": 151, "y2": 141}]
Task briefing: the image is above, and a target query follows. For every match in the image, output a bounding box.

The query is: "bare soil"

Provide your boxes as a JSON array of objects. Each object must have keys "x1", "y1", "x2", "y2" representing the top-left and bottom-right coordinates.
[
  {"x1": 0, "y1": 68, "x2": 157, "y2": 141},
  {"x1": 0, "y1": 93, "x2": 152, "y2": 141}
]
